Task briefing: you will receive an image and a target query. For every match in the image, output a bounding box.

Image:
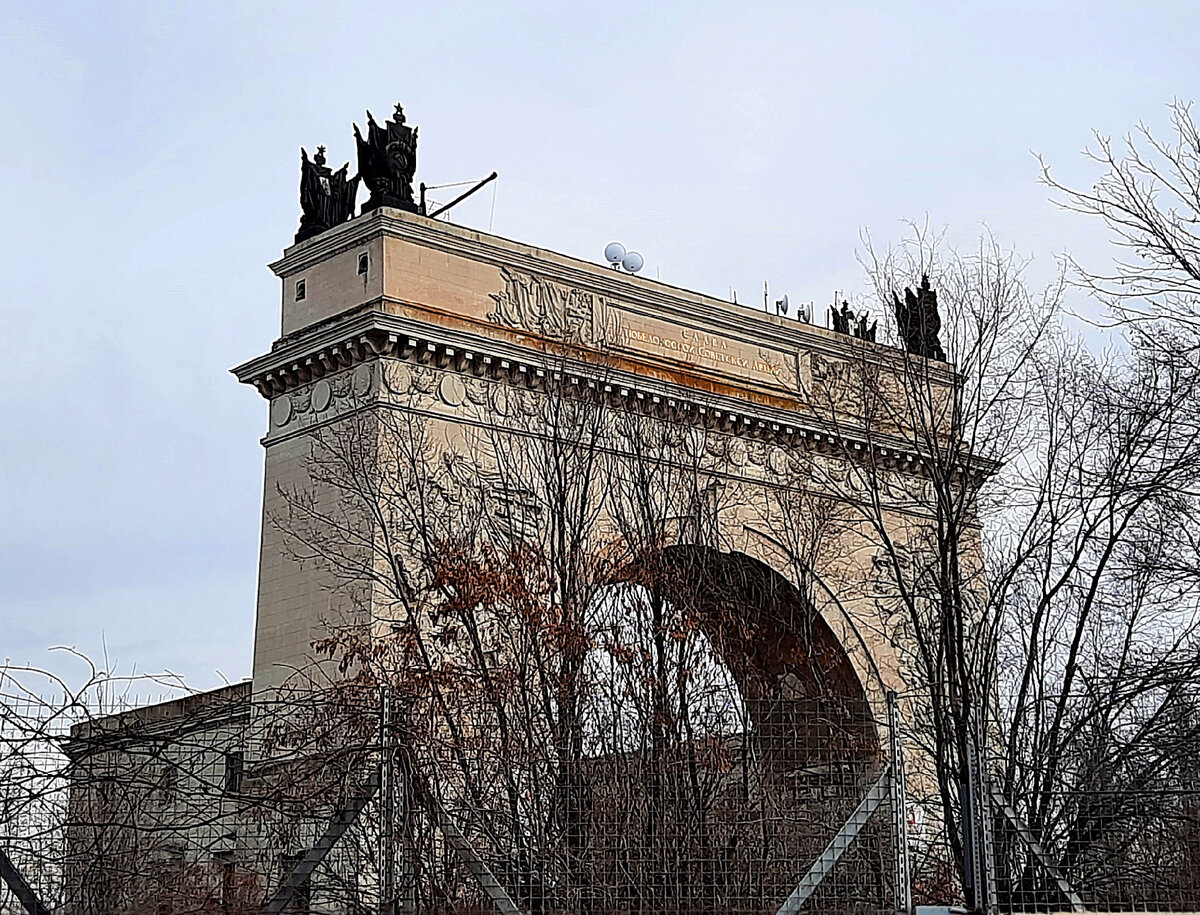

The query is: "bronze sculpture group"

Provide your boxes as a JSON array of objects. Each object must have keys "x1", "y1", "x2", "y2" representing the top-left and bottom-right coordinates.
[
  {"x1": 295, "y1": 103, "x2": 420, "y2": 243},
  {"x1": 830, "y1": 300, "x2": 878, "y2": 343},
  {"x1": 828, "y1": 278, "x2": 945, "y2": 362},
  {"x1": 891, "y1": 275, "x2": 946, "y2": 361},
  {"x1": 296, "y1": 146, "x2": 359, "y2": 244},
  {"x1": 354, "y1": 102, "x2": 419, "y2": 215}
]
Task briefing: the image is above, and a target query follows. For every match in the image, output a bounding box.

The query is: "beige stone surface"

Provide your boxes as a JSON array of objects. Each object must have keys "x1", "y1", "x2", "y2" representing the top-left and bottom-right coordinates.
[
  {"x1": 270, "y1": 209, "x2": 955, "y2": 424},
  {"x1": 281, "y1": 234, "x2": 383, "y2": 335},
  {"x1": 251, "y1": 405, "x2": 376, "y2": 699}
]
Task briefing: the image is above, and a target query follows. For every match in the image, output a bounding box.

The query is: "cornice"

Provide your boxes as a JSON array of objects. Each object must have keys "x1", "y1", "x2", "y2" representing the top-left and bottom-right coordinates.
[
  {"x1": 269, "y1": 209, "x2": 958, "y2": 385},
  {"x1": 232, "y1": 311, "x2": 997, "y2": 482}
]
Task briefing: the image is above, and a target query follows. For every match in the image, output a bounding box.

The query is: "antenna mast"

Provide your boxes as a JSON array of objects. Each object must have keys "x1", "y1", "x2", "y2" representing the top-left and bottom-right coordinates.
[{"x1": 422, "y1": 171, "x2": 499, "y2": 219}]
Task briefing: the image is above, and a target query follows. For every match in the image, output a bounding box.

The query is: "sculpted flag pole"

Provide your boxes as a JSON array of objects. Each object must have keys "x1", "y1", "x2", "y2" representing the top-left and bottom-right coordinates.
[
  {"x1": 891, "y1": 274, "x2": 946, "y2": 361},
  {"x1": 354, "y1": 102, "x2": 420, "y2": 214},
  {"x1": 296, "y1": 145, "x2": 360, "y2": 243}
]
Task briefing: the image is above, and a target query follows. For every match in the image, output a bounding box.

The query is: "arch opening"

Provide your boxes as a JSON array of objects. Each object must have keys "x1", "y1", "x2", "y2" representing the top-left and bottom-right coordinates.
[
  {"x1": 560, "y1": 546, "x2": 890, "y2": 913},
  {"x1": 593, "y1": 544, "x2": 880, "y2": 766}
]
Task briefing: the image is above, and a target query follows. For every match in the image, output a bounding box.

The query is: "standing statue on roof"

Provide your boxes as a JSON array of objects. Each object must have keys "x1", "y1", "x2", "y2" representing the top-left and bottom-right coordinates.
[
  {"x1": 830, "y1": 299, "x2": 876, "y2": 341},
  {"x1": 891, "y1": 274, "x2": 946, "y2": 361},
  {"x1": 354, "y1": 102, "x2": 419, "y2": 214},
  {"x1": 831, "y1": 300, "x2": 853, "y2": 335},
  {"x1": 853, "y1": 312, "x2": 877, "y2": 343},
  {"x1": 295, "y1": 146, "x2": 359, "y2": 243}
]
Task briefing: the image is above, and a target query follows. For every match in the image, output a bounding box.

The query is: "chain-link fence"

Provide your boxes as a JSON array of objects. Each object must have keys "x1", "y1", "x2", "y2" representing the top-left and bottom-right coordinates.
[
  {"x1": 12, "y1": 670, "x2": 1200, "y2": 914},
  {"x1": 3, "y1": 677, "x2": 908, "y2": 915},
  {"x1": 980, "y1": 729, "x2": 1200, "y2": 914},
  {"x1": 1, "y1": 673, "x2": 69, "y2": 913},
  {"x1": 890, "y1": 697, "x2": 1200, "y2": 915},
  {"x1": 404, "y1": 695, "x2": 897, "y2": 915}
]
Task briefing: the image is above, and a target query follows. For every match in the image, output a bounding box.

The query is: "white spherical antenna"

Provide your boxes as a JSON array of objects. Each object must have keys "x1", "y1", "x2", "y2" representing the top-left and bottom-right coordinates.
[
  {"x1": 621, "y1": 251, "x2": 644, "y2": 273},
  {"x1": 604, "y1": 242, "x2": 626, "y2": 265}
]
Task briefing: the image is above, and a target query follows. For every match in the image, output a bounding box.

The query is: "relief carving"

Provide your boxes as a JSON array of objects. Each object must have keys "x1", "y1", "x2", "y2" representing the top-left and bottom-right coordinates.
[
  {"x1": 881, "y1": 469, "x2": 932, "y2": 506},
  {"x1": 383, "y1": 361, "x2": 413, "y2": 395},
  {"x1": 410, "y1": 365, "x2": 437, "y2": 394},
  {"x1": 311, "y1": 380, "x2": 333, "y2": 412},
  {"x1": 767, "y1": 446, "x2": 791, "y2": 477},
  {"x1": 352, "y1": 362, "x2": 374, "y2": 397},
  {"x1": 489, "y1": 384, "x2": 511, "y2": 417},
  {"x1": 488, "y1": 266, "x2": 616, "y2": 345},
  {"x1": 810, "y1": 354, "x2": 859, "y2": 413},
  {"x1": 271, "y1": 396, "x2": 293, "y2": 427},
  {"x1": 746, "y1": 440, "x2": 768, "y2": 468},
  {"x1": 438, "y1": 374, "x2": 467, "y2": 407},
  {"x1": 463, "y1": 377, "x2": 488, "y2": 407}
]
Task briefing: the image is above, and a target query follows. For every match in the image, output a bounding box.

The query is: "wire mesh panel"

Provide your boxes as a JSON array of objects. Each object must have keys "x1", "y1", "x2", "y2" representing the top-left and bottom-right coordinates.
[
  {"x1": 3, "y1": 587, "x2": 907, "y2": 915},
  {"x1": 0, "y1": 671, "x2": 267, "y2": 914},
  {"x1": 0, "y1": 677, "x2": 70, "y2": 912},
  {"x1": 399, "y1": 696, "x2": 896, "y2": 915},
  {"x1": 988, "y1": 786, "x2": 1200, "y2": 912},
  {"x1": 896, "y1": 739, "x2": 1200, "y2": 911}
]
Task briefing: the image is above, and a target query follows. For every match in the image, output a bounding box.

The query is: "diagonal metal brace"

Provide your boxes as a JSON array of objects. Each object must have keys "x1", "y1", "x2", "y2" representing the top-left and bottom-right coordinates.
[
  {"x1": 264, "y1": 768, "x2": 382, "y2": 913},
  {"x1": 261, "y1": 759, "x2": 524, "y2": 915},
  {"x1": 0, "y1": 847, "x2": 50, "y2": 915},
  {"x1": 988, "y1": 785, "x2": 1086, "y2": 913},
  {"x1": 413, "y1": 776, "x2": 523, "y2": 915},
  {"x1": 777, "y1": 766, "x2": 892, "y2": 915}
]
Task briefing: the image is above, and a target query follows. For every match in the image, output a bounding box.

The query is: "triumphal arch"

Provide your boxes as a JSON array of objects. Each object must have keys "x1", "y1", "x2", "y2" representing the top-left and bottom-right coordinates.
[{"x1": 223, "y1": 198, "x2": 959, "y2": 911}]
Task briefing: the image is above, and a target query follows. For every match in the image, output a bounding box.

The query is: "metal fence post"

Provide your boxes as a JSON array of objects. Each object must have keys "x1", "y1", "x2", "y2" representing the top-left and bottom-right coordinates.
[
  {"x1": 974, "y1": 718, "x2": 997, "y2": 915},
  {"x1": 397, "y1": 707, "x2": 415, "y2": 915},
  {"x1": 965, "y1": 732, "x2": 997, "y2": 915},
  {"x1": 887, "y1": 691, "x2": 913, "y2": 915},
  {"x1": 380, "y1": 685, "x2": 395, "y2": 915}
]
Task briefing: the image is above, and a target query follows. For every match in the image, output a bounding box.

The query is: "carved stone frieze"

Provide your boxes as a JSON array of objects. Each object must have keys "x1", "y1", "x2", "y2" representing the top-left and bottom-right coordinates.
[
  {"x1": 410, "y1": 365, "x2": 437, "y2": 395},
  {"x1": 243, "y1": 323, "x2": 953, "y2": 481},
  {"x1": 311, "y1": 379, "x2": 333, "y2": 413},
  {"x1": 267, "y1": 363, "x2": 387, "y2": 436},
  {"x1": 880, "y1": 468, "x2": 932, "y2": 506},
  {"x1": 270, "y1": 396, "x2": 293, "y2": 427},
  {"x1": 383, "y1": 361, "x2": 413, "y2": 395},
  {"x1": 488, "y1": 266, "x2": 617, "y2": 345},
  {"x1": 767, "y1": 446, "x2": 790, "y2": 477},
  {"x1": 513, "y1": 387, "x2": 541, "y2": 418},
  {"x1": 438, "y1": 374, "x2": 467, "y2": 407},
  {"x1": 489, "y1": 384, "x2": 512, "y2": 418},
  {"x1": 463, "y1": 376, "x2": 488, "y2": 407},
  {"x1": 352, "y1": 362, "x2": 374, "y2": 397}
]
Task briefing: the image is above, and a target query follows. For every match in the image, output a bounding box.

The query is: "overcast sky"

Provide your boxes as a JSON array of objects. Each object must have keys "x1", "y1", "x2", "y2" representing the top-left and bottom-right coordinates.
[{"x1": 2, "y1": 1, "x2": 1196, "y2": 692}]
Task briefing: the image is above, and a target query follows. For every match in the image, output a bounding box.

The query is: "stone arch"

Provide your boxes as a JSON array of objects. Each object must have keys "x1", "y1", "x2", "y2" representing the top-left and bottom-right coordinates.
[{"x1": 619, "y1": 544, "x2": 881, "y2": 766}]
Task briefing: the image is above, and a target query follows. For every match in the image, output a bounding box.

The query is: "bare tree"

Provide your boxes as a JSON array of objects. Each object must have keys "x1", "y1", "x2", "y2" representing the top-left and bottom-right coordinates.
[
  {"x1": 977, "y1": 99, "x2": 1200, "y2": 910},
  {"x1": 801, "y1": 206, "x2": 1200, "y2": 910},
  {"x1": 792, "y1": 226, "x2": 1059, "y2": 907},
  {"x1": 1, "y1": 654, "x2": 271, "y2": 915},
  {"x1": 255, "y1": 324, "x2": 905, "y2": 914},
  {"x1": 1041, "y1": 99, "x2": 1200, "y2": 350}
]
